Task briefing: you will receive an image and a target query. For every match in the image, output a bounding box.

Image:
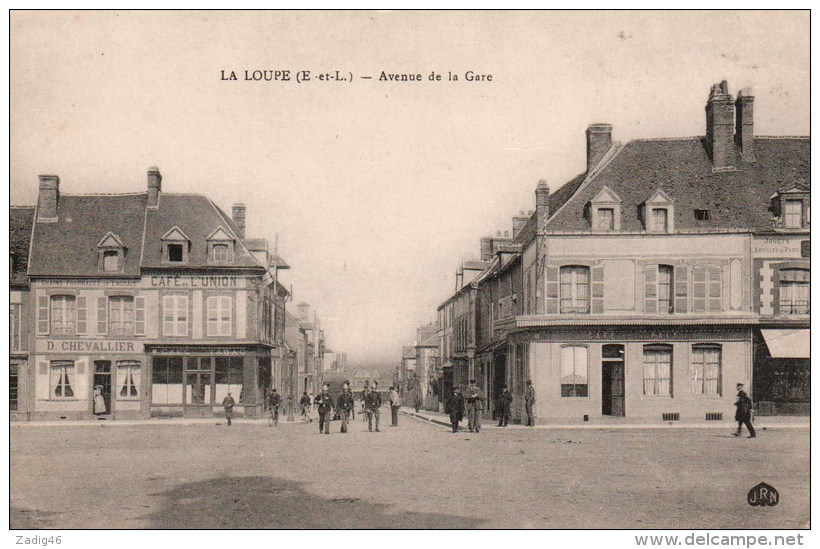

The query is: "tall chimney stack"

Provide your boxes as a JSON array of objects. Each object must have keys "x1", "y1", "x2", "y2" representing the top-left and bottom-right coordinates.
[
  {"x1": 705, "y1": 80, "x2": 735, "y2": 170},
  {"x1": 735, "y1": 88, "x2": 755, "y2": 163},
  {"x1": 512, "y1": 211, "x2": 528, "y2": 237},
  {"x1": 147, "y1": 166, "x2": 162, "y2": 209},
  {"x1": 37, "y1": 175, "x2": 60, "y2": 222},
  {"x1": 232, "y1": 203, "x2": 246, "y2": 239},
  {"x1": 535, "y1": 180, "x2": 550, "y2": 234},
  {"x1": 586, "y1": 124, "x2": 612, "y2": 173},
  {"x1": 480, "y1": 237, "x2": 493, "y2": 261}
]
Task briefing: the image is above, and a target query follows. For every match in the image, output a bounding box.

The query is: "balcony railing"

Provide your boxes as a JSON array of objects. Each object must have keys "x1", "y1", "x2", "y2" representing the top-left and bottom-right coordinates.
[{"x1": 779, "y1": 300, "x2": 810, "y2": 315}]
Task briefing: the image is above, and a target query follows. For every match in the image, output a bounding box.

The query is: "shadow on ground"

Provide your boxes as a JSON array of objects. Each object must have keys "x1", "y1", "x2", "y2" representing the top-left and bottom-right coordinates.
[
  {"x1": 11, "y1": 507, "x2": 63, "y2": 529},
  {"x1": 142, "y1": 476, "x2": 483, "y2": 529}
]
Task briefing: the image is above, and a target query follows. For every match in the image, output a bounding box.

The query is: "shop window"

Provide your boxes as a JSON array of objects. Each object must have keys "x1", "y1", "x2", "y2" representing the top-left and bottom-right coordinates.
[
  {"x1": 51, "y1": 360, "x2": 75, "y2": 399},
  {"x1": 151, "y1": 356, "x2": 184, "y2": 405},
  {"x1": 162, "y1": 295, "x2": 189, "y2": 336},
  {"x1": 215, "y1": 357, "x2": 244, "y2": 404},
  {"x1": 10, "y1": 363, "x2": 18, "y2": 411},
  {"x1": 643, "y1": 344, "x2": 672, "y2": 397},
  {"x1": 109, "y1": 296, "x2": 135, "y2": 336},
  {"x1": 560, "y1": 266, "x2": 590, "y2": 314},
  {"x1": 560, "y1": 345, "x2": 588, "y2": 397},
  {"x1": 117, "y1": 361, "x2": 141, "y2": 399},
  {"x1": 50, "y1": 295, "x2": 77, "y2": 335},
  {"x1": 691, "y1": 344, "x2": 721, "y2": 396},
  {"x1": 207, "y1": 295, "x2": 233, "y2": 337},
  {"x1": 778, "y1": 268, "x2": 810, "y2": 315}
]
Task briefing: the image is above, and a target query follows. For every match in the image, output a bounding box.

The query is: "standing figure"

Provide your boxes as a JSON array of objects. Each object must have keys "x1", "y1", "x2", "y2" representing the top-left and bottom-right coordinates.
[
  {"x1": 524, "y1": 379, "x2": 536, "y2": 427},
  {"x1": 222, "y1": 392, "x2": 236, "y2": 426},
  {"x1": 93, "y1": 385, "x2": 107, "y2": 415},
  {"x1": 734, "y1": 383, "x2": 756, "y2": 438},
  {"x1": 315, "y1": 384, "x2": 334, "y2": 435},
  {"x1": 466, "y1": 381, "x2": 484, "y2": 433},
  {"x1": 389, "y1": 386, "x2": 401, "y2": 427},
  {"x1": 446, "y1": 387, "x2": 465, "y2": 433},
  {"x1": 336, "y1": 382, "x2": 354, "y2": 433},
  {"x1": 496, "y1": 385, "x2": 513, "y2": 427},
  {"x1": 268, "y1": 388, "x2": 281, "y2": 426},
  {"x1": 363, "y1": 385, "x2": 382, "y2": 432},
  {"x1": 414, "y1": 394, "x2": 421, "y2": 413},
  {"x1": 300, "y1": 391, "x2": 312, "y2": 423}
]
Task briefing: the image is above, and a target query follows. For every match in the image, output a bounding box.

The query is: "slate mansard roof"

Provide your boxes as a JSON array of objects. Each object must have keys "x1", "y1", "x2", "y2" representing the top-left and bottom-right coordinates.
[
  {"x1": 544, "y1": 137, "x2": 810, "y2": 233},
  {"x1": 10, "y1": 206, "x2": 35, "y2": 286},
  {"x1": 26, "y1": 190, "x2": 267, "y2": 277}
]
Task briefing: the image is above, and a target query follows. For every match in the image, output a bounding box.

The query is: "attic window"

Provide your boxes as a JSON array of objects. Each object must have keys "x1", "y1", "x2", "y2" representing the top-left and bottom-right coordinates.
[
  {"x1": 206, "y1": 226, "x2": 235, "y2": 264},
  {"x1": 694, "y1": 209, "x2": 711, "y2": 221},
  {"x1": 771, "y1": 184, "x2": 810, "y2": 230},
  {"x1": 103, "y1": 250, "x2": 119, "y2": 271},
  {"x1": 97, "y1": 232, "x2": 125, "y2": 273},
  {"x1": 589, "y1": 186, "x2": 622, "y2": 232},
  {"x1": 168, "y1": 244, "x2": 184, "y2": 262},
  {"x1": 643, "y1": 190, "x2": 675, "y2": 233},
  {"x1": 161, "y1": 226, "x2": 190, "y2": 264}
]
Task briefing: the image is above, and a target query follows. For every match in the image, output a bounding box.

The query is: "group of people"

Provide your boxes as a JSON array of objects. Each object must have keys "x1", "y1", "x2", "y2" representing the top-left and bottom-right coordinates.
[
  {"x1": 445, "y1": 379, "x2": 537, "y2": 433},
  {"x1": 288, "y1": 381, "x2": 404, "y2": 434}
]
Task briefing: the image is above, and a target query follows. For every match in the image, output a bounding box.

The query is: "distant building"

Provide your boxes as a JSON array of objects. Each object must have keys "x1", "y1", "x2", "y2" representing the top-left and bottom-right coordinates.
[{"x1": 10, "y1": 206, "x2": 35, "y2": 420}]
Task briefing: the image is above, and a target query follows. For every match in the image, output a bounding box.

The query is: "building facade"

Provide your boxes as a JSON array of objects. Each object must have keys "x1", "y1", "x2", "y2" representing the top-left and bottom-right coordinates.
[{"x1": 10, "y1": 206, "x2": 35, "y2": 420}]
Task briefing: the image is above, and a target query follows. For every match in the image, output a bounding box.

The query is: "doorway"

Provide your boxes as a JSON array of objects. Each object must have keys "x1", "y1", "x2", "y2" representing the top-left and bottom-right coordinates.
[
  {"x1": 93, "y1": 360, "x2": 113, "y2": 416},
  {"x1": 602, "y1": 345, "x2": 625, "y2": 417},
  {"x1": 492, "y1": 352, "x2": 507, "y2": 419}
]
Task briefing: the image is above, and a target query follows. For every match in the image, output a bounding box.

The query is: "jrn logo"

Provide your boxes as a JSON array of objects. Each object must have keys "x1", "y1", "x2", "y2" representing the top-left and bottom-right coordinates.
[{"x1": 747, "y1": 482, "x2": 779, "y2": 506}]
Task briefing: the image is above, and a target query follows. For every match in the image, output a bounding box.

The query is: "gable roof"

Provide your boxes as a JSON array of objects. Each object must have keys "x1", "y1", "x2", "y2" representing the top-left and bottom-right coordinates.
[
  {"x1": 544, "y1": 137, "x2": 810, "y2": 233},
  {"x1": 97, "y1": 231, "x2": 125, "y2": 248},
  {"x1": 142, "y1": 194, "x2": 263, "y2": 269},
  {"x1": 10, "y1": 206, "x2": 35, "y2": 286},
  {"x1": 29, "y1": 194, "x2": 148, "y2": 277}
]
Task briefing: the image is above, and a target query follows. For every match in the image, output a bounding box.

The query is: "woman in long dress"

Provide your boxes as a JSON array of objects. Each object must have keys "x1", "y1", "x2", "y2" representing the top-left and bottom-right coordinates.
[{"x1": 93, "y1": 385, "x2": 107, "y2": 415}]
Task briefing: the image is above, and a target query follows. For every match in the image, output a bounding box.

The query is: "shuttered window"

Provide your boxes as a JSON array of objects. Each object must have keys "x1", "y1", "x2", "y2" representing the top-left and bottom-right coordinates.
[
  {"x1": 658, "y1": 265, "x2": 674, "y2": 314},
  {"x1": 207, "y1": 295, "x2": 232, "y2": 337},
  {"x1": 560, "y1": 266, "x2": 590, "y2": 314},
  {"x1": 109, "y1": 296, "x2": 135, "y2": 336},
  {"x1": 50, "y1": 295, "x2": 76, "y2": 335},
  {"x1": 693, "y1": 265, "x2": 722, "y2": 312},
  {"x1": 163, "y1": 295, "x2": 189, "y2": 336}
]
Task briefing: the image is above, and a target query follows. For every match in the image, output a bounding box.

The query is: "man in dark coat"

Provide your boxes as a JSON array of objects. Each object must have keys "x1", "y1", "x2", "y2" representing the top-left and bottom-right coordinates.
[
  {"x1": 222, "y1": 392, "x2": 235, "y2": 426},
  {"x1": 268, "y1": 388, "x2": 281, "y2": 426},
  {"x1": 524, "y1": 379, "x2": 536, "y2": 427},
  {"x1": 314, "y1": 384, "x2": 335, "y2": 434},
  {"x1": 363, "y1": 385, "x2": 382, "y2": 432},
  {"x1": 336, "y1": 382, "x2": 355, "y2": 433},
  {"x1": 465, "y1": 381, "x2": 484, "y2": 433},
  {"x1": 497, "y1": 385, "x2": 513, "y2": 427},
  {"x1": 446, "y1": 387, "x2": 465, "y2": 433},
  {"x1": 734, "y1": 383, "x2": 756, "y2": 438},
  {"x1": 299, "y1": 391, "x2": 312, "y2": 423}
]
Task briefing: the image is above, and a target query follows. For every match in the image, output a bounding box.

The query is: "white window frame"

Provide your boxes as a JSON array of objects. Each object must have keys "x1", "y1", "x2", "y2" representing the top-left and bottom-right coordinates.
[
  {"x1": 643, "y1": 345, "x2": 673, "y2": 397},
  {"x1": 109, "y1": 296, "x2": 135, "y2": 336},
  {"x1": 560, "y1": 266, "x2": 590, "y2": 314},
  {"x1": 560, "y1": 345, "x2": 588, "y2": 397},
  {"x1": 162, "y1": 295, "x2": 189, "y2": 336},
  {"x1": 212, "y1": 243, "x2": 229, "y2": 262},
  {"x1": 650, "y1": 208, "x2": 669, "y2": 232},
  {"x1": 116, "y1": 360, "x2": 141, "y2": 400},
  {"x1": 50, "y1": 295, "x2": 77, "y2": 335},
  {"x1": 691, "y1": 344, "x2": 721, "y2": 396},
  {"x1": 207, "y1": 295, "x2": 233, "y2": 337},
  {"x1": 784, "y1": 199, "x2": 803, "y2": 228},
  {"x1": 657, "y1": 265, "x2": 674, "y2": 315},
  {"x1": 51, "y1": 360, "x2": 76, "y2": 399}
]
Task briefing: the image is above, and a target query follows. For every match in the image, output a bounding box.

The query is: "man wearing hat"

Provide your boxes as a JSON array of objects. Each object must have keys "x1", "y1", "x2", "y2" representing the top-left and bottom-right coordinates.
[
  {"x1": 363, "y1": 384, "x2": 382, "y2": 432},
  {"x1": 222, "y1": 392, "x2": 235, "y2": 426},
  {"x1": 336, "y1": 382, "x2": 355, "y2": 433},
  {"x1": 388, "y1": 386, "x2": 401, "y2": 427},
  {"x1": 314, "y1": 384, "x2": 335, "y2": 434},
  {"x1": 465, "y1": 380, "x2": 484, "y2": 433},
  {"x1": 734, "y1": 383, "x2": 756, "y2": 438},
  {"x1": 446, "y1": 387, "x2": 465, "y2": 433},
  {"x1": 496, "y1": 385, "x2": 513, "y2": 427},
  {"x1": 524, "y1": 379, "x2": 536, "y2": 427}
]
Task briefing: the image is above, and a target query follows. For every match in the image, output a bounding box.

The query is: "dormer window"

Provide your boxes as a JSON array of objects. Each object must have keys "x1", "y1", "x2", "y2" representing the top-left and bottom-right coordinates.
[
  {"x1": 771, "y1": 183, "x2": 810, "y2": 230},
  {"x1": 642, "y1": 189, "x2": 675, "y2": 233},
  {"x1": 589, "y1": 186, "x2": 621, "y2": 232},
  {"x1": 161, "y1": 226, "x2": 190, "y2": 264},
  {"x1": 206, "y1": 226, "x2": 235, "y2": 264},
  {"x1": 97, "y1": 232, "x2": 125, "y2": 273}
]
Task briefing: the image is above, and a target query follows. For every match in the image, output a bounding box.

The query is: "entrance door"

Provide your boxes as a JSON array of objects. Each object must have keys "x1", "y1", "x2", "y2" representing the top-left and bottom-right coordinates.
[
  {"x1": 93, "y1": 360, "x2": 113, "y2": 416},
  {"x1": 492, "y1": 352, "x2": 507, "y2": 419},
  {"x1": 184, "y1": 357, "x2": 214, "y2": 417},
  {"x1": 602, "y1": 345, "x2": 625, "y2": 417}
]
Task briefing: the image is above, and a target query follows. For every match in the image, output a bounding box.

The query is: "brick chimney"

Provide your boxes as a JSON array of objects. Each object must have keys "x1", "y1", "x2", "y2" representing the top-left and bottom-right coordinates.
[
  {"x1": 535, "y1": 180, "x2": 550, "y2": 234},
  {"x1": 147, "y1": 166, "x2": 162, "y2": 209},
  {"x1": 480, "y1": 237, "x2": 493, "y2": 261},
  {"x1": 232, "y1": 203, "x2": 246, "y2": 239},
  {"x1": 735, "y1": 88, "x2": 755, "y2": 163},
  {"x1": 586, "y1": 124, "x2": 612, "y2": 173},
  {"x1": 705, "y1": 80, "x2": 735, "y2": 170},
  {"x1": 512, "y1": 211, "x2": 528, "y2": 237},
  {"x1": 37, "y1": 175, "x2": 60, "y2": 222}
]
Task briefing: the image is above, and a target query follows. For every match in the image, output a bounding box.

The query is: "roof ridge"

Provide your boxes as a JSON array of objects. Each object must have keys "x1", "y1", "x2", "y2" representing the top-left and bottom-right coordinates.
[
  {"x1": 755, "y1": 135, "x2": 810, "y2": 140},
  {"x1": 631, "y1": 136, "x2": 702, "y2": 142},
  {"x1": 10, "y1": 205, "x2": 34, "y2": 209},
  {"x1": 63, "y1": 192, "x2": 147, "y2": 197}
]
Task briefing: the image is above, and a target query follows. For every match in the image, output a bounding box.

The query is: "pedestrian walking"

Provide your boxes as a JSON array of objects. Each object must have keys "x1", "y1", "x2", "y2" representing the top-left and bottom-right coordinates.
[
  {"x1": 222, "y1": 392, "x2": 236, "y2": 426},
  {"x1": 315, "y1": 385, "x2": 335, "y2": 435},
  {"x1": 524, "y1": 379, "x2": 536, "y2": 427},
  {"x1": 446, "y1": 387, "x2": 465, "y2": 433},
  {"x1": 268, "y1": 388, "x2": 281, "y2": 426},
  {"x1": 733, "y1": 383, "x2": 756, "y2": 438},
  {"x1": 465, "y1": 381, "x2": 484, "y2": 433},
  {"x1": 363, "y1": 385, "x2": 382, "y2": 432},
  {"x1": 300, "y1": 391, "x2": 312, "y2": 423},
  {"x1": 336, "y1": 382, "x2": 355, "y2": 433},
  {"x1": 389, "y1": 386, "x2": 400, "y2": 427},
  {"x1": 496, "y1": 385, "x2": 513, "y2": 427}
]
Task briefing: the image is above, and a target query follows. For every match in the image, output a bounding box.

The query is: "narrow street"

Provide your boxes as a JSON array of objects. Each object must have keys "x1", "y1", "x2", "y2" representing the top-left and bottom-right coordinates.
[{"x1": 11, "y1": 414, "x2": 809, "y2": 529}]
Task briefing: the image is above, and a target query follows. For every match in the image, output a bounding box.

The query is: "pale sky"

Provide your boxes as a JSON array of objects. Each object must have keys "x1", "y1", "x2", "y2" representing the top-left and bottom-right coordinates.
[{"x1": 9, "y1": 11, "x2": 809, "y2": 373}]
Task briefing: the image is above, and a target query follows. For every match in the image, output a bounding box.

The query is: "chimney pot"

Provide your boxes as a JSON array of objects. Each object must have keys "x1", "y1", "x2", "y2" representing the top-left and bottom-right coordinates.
[
  {"x1": 232, "y1": 203, "x2": 247, "y2": 239},
  {"x1": 735, "y1": 88, "x2": 755, "y2": 163},
  {"x1": 37, "y1": 175, "x2": 60, "y2": 221},
  {"x1": 535, "y1": 180, "x2": 551, "y2": 234},
  {"x1": 586, "y1": 123, "x2": 613, "y2": 173},
  {"x1": 147, "y1": 166, "x2": 162, "y2": 209},
  {"x1": 480, "y1": 237, "x2": 493, "y2": 261}
]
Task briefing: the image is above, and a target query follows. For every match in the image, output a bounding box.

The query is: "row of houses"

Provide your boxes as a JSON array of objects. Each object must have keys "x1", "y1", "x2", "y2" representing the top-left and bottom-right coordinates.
[
  {"x1": 10, "y1": 167, "x2": 330, "y2": 420},
  {"x1": 423, "y1": 81, "x2": 809, "y2": 424}
]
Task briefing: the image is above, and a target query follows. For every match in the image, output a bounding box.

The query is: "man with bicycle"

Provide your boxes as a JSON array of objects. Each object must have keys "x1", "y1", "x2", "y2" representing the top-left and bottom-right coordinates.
[{"x1": 268, "y1": 388, "x2": 281, "y2": 426}]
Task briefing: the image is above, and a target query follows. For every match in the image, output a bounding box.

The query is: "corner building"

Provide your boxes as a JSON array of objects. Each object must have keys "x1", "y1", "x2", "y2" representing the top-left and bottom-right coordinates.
[{"x1": 27, "y1": 168, "x2": 276, "y2": 420}]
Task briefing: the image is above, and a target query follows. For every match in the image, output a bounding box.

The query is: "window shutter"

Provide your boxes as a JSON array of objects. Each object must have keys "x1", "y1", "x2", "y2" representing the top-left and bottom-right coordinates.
[
  {"x1": 591, "y1": 266, "x2": 604, "y2": 314},
  {"x1": 545, "y1": 267, "x2": 559, "y2": 314},
  {"x1": 76, "y1": 359, "x2": 86, "y2": 376},
  {"x1": 76, "y1": 296, "x2": 87, "y2": 334},
  {"x1": 692, "y1": 266, "x2": 707, "y2": 312},
  {"x1": 674, "y1": 266, "x2": 688, "y2": 313},
  {"x1": 643, "y1": 265, "x2": 658, "y2": 313},
  {"x1": 134, "y1": 296, "x2": 146, "y2": 336},
  {"x1": 707, "y1": 267, "x2": 722, "y2": 311},
  {"x1": 97, "y1": 296, "x2": 108, "y2": 335},
  {"x1": 37, "y1": 295, "x2": 50, "y2": 335}
]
